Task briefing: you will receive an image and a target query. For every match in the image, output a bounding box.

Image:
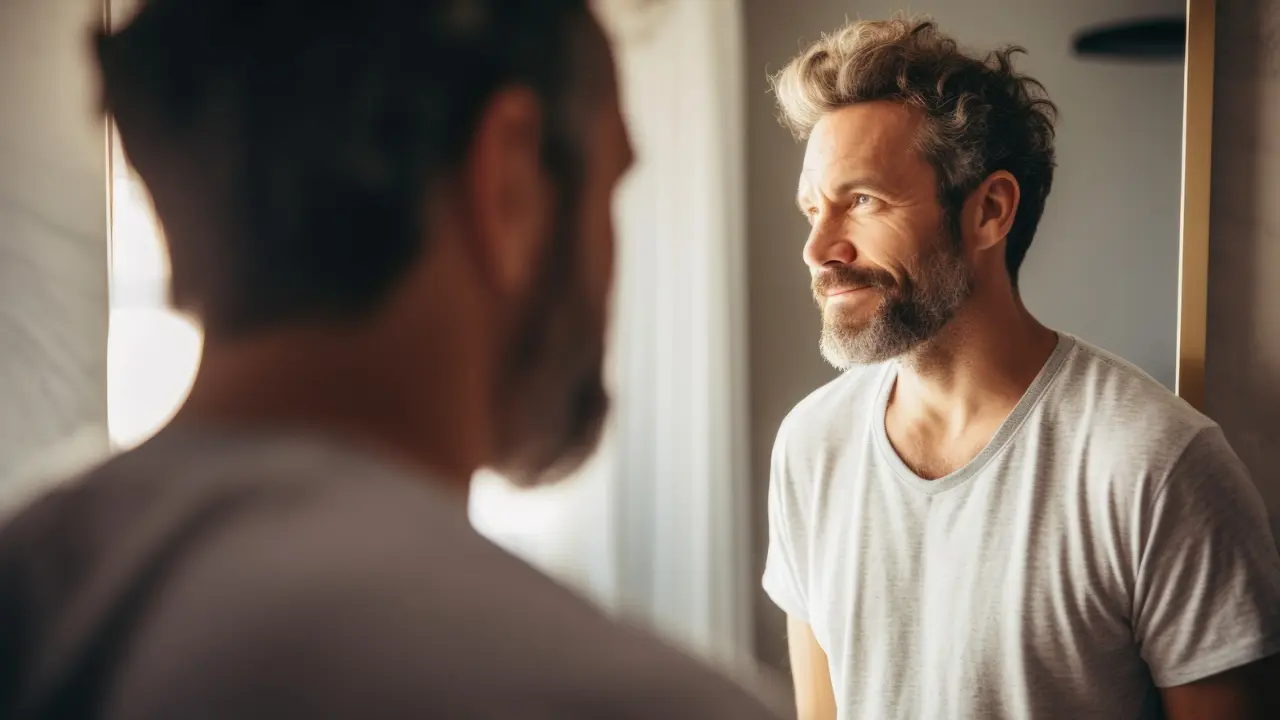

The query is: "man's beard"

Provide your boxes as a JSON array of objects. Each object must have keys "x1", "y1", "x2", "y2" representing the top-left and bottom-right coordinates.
[
  {"x1": 489, "y1": 206, "x2": 610, "y2": 489},
  {"x1": 814, "y1": 229, "x2": 972, "y2": 370}
]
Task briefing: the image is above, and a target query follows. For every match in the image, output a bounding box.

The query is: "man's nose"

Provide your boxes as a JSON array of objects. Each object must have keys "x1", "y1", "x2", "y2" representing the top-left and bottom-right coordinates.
[{"x1": 802, "y1": 213, "x2": 856, "y2": 269}]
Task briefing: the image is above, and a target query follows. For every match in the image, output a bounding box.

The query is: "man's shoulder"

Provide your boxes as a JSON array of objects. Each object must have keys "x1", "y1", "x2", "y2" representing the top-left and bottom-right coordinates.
[
  {"x1": 1039, "y1": 336, "x2": 1248, "y2": 502},
  {"x1": 103, "y1": 464, "x2": 781, "y2": 717},
  {"x1": 2, "y1": 429, "x2": 594, "y2": 635},
  {"x1": 777, "y1": 363, "x2": 888, "y2": 444},
  {"x1": 1052, "y1": 336, "x2": 1217, "y2": 449},
  {"x1": 0, "y1": 431, "x2": 784, "y2": 719}
]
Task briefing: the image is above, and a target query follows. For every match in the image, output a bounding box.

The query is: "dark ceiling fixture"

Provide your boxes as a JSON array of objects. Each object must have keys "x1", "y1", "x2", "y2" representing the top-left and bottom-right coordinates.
[{"x1": 1072, "y1": 17, "x2": 1186, "y2": 60}]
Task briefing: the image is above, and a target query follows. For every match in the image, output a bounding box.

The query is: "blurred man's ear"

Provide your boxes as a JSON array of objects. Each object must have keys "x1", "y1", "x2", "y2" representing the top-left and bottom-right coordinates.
[{"x1": 462, "y1": 87, "x2": 553, "y2": 300}]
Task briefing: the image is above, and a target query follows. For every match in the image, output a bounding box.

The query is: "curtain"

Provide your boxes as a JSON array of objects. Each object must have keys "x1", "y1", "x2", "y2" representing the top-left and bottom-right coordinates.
[
  {"x1": 470, "y1": 0, "x2": 754, "y2": 674},
  {"x1": 0, "y1": 0, "x2": 112, "y2": 522}
]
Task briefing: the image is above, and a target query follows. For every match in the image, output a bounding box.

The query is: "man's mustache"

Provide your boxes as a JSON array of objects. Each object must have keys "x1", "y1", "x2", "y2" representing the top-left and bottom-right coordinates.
[{"x1": 812, "y1": 265, "x2": 896, "y2": 298}]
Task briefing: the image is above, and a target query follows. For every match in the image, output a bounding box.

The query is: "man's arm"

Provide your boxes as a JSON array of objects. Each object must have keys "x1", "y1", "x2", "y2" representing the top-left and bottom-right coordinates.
[
  {"x1": 787, "y1": 616, "x2": 837, "y2": 720},
  {"x1": 1161, "y1": 653, "x2": 1280, "y2": 720},
  {"x1": 763, "y1": 414, "x2": 823, "y2": 718},
  {"x1": 1132, "y1": 427, "x2": 1280, "y2": 718}
]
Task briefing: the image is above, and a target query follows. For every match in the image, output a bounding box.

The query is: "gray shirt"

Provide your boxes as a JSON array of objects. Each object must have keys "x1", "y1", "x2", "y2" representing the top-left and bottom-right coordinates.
[
  {"x1": 0, "y1": 427, "x2": 784, "y2": 719},
  {"x1": 764, "y1": 333, "x2": 1280, "y2": 719}
]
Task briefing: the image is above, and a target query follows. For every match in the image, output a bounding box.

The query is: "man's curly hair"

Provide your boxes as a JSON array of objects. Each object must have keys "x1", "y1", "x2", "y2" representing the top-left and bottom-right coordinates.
[{"x1": 771, "y1": 15, "x2": 1058, "y2": 285}]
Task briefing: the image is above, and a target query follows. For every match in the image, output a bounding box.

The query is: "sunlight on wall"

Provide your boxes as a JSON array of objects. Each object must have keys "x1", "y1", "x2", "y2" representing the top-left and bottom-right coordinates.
[{"x1": 108, "y1": 172, "x2": 203, "y2": 450}]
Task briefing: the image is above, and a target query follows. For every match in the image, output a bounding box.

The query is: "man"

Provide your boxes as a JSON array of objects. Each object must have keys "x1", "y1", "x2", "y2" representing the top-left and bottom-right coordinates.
[
  {"x1": 0, "y1": 1, "x2": 784, "y2": 718},
  {"x1": 762, "y1": 15, "x2": 1280, "y2": 720}
]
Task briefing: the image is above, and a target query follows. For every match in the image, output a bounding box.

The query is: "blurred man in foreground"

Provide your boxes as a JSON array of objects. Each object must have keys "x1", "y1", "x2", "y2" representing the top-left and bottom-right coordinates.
[
  {"x1": 0, "y1": 1, "x2": 783, "y2": 717},
  {"x1": 763, "y1": 15, "x2": 1280, "y2": 720}
]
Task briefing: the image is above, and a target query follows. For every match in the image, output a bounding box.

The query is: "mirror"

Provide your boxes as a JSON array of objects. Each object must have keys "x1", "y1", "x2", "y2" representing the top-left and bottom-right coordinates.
[{"x1": 744, "y1": 0, "x2": 1213, "y2": 670}]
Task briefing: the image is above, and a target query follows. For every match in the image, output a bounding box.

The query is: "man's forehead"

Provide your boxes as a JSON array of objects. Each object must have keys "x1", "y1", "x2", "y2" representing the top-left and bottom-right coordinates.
[
  {"x1": 800, "y1": 102, "x2": 926, "y2": 189},
  {"x1": 803, "y1": 102, "x2": 921, "y2": 164}
]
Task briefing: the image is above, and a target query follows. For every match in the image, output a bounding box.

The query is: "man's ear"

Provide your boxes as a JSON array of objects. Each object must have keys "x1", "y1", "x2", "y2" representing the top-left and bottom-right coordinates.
[
  {"x1": 461, "y1": 86, "x2": 553, "y2": 298},
  {"x1": 962, "y1": 170, "x2": 1020, "y2": 255}
]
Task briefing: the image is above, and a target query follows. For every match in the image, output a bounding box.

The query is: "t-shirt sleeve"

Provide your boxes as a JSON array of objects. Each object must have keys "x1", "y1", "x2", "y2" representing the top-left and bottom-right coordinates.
[
  {"x1": 762, "y1": 416, "x2": 811, "y2": 621},
  {"x1": 1132, "y1": 425, "x2": 1280, "y2": 687}
]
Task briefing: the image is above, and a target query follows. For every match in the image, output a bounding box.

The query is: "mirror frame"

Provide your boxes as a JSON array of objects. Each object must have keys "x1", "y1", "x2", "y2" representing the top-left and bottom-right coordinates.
[{"x1": 1176, "y1": 0, "x2": 1215, "y2": 409}]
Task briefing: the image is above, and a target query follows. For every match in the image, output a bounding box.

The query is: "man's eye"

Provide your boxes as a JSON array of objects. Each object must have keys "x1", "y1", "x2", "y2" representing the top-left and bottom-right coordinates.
[{"x1": 854, "y1": 194, "x2": 874, "y2": 207}]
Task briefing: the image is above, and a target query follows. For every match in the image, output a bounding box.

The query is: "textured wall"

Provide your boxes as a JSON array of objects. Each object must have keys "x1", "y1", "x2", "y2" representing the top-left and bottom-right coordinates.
[
  {"x1": 1204, "y1": 0, "x2": 1280, "y2": 541},
  {"x1": 0, "y1": 0, "x2": 110, "y2": 518}
]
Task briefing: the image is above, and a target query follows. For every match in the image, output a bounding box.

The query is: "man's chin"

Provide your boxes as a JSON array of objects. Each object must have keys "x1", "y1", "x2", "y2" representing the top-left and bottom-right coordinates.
[
  {"x1": 499, "y1": 379, "x2": 610, "y2": 489},
  {"x1": 527, "y1": 420, "x2": 607, "y2": 488},
  {"x1": 823, "y1": 293, "x2": 883, "y2": 323},
  {"x1": 821, "y1": 316, "x2": 876, "y2": 344},
  {"x1": 819, "y1": 318, "x2": 904, "y2": 369}
]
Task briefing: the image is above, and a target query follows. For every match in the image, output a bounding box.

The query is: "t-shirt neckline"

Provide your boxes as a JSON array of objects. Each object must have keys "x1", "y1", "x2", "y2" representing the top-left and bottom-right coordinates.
[{"x1": 871, "y1": 333, "x2": 1075, "y2": 496}]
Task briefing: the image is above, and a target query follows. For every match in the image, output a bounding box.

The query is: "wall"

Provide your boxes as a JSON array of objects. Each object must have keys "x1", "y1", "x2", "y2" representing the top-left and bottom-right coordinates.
[
  {"x1": 744, "y1": 0, "x2": 1186, "y2": 671},
  {"x1": 0, "y1": 0, "x2": 110, "y2": 520},
  {"x1": 1204, "y1": 0, "x2": 1280, "y2": 541}
]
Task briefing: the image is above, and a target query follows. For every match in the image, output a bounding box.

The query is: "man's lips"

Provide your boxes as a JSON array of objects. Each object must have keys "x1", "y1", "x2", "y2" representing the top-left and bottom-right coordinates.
[{"x1": 824, "y1": 286, "x2": 873, "y2": 298}]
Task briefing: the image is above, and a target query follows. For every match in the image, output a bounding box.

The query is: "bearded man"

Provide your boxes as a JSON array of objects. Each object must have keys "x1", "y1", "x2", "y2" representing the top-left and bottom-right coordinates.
[{"x1": 763, "y1": 15, "x2": 1280, "y2": 720}]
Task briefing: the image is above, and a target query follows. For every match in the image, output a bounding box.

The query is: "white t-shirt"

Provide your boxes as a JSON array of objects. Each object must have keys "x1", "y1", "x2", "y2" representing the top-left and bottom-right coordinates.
[{"x1": 763, "y1": 333, "x2": 1280, "y2": 719}]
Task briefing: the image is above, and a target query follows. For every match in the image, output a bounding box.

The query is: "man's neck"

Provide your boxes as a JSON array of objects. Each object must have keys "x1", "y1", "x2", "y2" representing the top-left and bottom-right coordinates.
[
  {"x1": 174, "y1": 319, "x2": 495, "y2": 499},
  {"x1": 893, "y1": 291, "x2": 1058, "y2": 431}
]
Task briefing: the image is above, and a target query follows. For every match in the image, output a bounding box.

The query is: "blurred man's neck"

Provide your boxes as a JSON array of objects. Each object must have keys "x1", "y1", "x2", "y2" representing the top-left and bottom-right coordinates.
[{"x1": 174, "y1": 290, "x2": 498, "y2": 498}]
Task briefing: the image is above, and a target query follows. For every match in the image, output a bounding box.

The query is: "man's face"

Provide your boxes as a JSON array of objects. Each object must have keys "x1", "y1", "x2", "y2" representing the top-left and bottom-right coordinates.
[
  {"x1": 796, "y1": 101, "x2": 971, "y2": 369},
  {"x1": 492, "y1": 26, "x2": 633, "y2": 487}
]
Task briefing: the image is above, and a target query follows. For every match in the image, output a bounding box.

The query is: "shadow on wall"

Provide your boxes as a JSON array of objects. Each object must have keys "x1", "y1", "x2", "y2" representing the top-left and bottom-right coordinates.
[{"x1": 1204, "y1": 0, "x2": 1280, "y2": 541}]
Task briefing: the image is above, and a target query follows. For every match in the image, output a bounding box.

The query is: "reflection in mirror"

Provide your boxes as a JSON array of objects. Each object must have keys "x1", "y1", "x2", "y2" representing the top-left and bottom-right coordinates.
[
  {"x1": 752, "y1": 4, "x2": 1278, "y2": 720},
  {"x1": 748, "y1": 1, "x2": 1192, "y2": 667}
]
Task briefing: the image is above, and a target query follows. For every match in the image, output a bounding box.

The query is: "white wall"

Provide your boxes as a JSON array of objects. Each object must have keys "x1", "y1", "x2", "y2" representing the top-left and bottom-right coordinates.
[
  {"x1": 0, "y1": 0, "x2": 110, "y2": 518},
  {"x1": 744, "y1": 0, "x2": 1186, "y2": 669},
  {"x1": 1204, "y1": 0, "x2": 1280, "y2": 542}
]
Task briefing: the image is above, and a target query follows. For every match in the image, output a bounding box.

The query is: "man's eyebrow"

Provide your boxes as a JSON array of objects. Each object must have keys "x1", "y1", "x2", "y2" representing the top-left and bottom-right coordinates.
[{"x1": 795, "y1": 177, "x2": 891, "y2": 210}]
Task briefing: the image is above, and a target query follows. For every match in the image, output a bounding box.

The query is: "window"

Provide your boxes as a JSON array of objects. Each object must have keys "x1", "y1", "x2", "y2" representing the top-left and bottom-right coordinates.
[{"x1": 108, "y1": 141, "x2": 203, "y2": 450}]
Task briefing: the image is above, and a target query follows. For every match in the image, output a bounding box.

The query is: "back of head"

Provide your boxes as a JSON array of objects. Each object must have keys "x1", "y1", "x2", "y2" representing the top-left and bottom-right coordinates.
[
  {"x1": 96, "y1": 0, "x2": 592, "y2": 336},
  {"x1": 97, "y1": 0, "x2": 628, "y2": 486},
  {"x1": 772, "y1": 15, "x2": 1058, "y2": 285}
]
